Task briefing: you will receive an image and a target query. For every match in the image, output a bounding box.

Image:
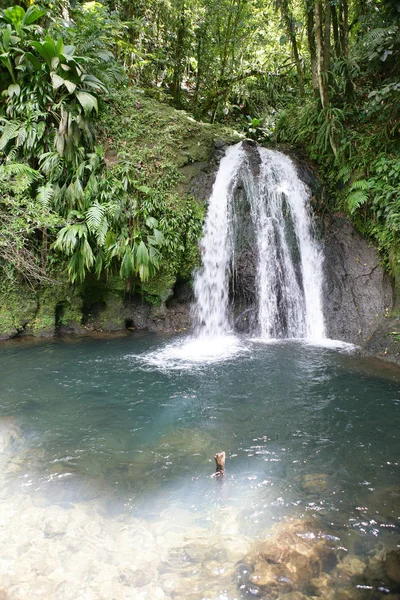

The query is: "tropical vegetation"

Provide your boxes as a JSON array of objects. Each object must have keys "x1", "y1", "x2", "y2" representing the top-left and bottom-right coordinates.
[{"x1": 0, "y1": 0, "x2": 399, "y2": 311}]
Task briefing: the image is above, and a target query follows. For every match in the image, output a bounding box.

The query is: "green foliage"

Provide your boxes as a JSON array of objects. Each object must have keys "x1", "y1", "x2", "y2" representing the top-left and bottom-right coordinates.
[
  {"x1": 1, "y1": 0, "x2": 400, "y2": 311},
  {"x1": 0, "y1": 4, "x2": 208, "y2": 296}
]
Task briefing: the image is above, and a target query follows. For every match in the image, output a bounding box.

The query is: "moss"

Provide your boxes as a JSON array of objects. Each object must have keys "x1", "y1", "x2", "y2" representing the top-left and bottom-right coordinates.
[
  {"x1": 98, "y1": 292, "x2": 125, "y2": 331},
  {"x1": 99, "y1": 88, "x2": 240, "y2": 174},
  {"x1": 0, "y1": 282, "x2": 38, "y2": 338},
  {"x1": 99, "y1": 88, "x2": 241, "y2": 210},
  {"x1": 31, "y1": 285, "x2": 84, "y2": 336},
  {"x1": 31, "y1": 288, "x2": 58, "y2": 335},
  {"x1": 56, "y1": 294, "x2": 84, "y2": 333}
]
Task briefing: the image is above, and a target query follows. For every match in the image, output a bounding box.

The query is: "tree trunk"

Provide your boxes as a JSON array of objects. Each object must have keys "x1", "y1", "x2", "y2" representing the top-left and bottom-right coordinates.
[
  {"x1": 339, "y1": 0, "x2": 349, "y2": 58},
  {"x1": 306, "y1": 0, "x2": 319, "y2": 97},
  {"x1": 171, "y1": 0, "x2": 186, "y2": 108},
  {"x1": 281, "y1": 0, "x2": 304, "y2": 96},
  {"x1": 193, "y1": 26, "x2": 203, "y2": 111},
  {"x1": 314, "y1": 0, "x2": 329, "y2": 109},
  {"x1": 41, "y1": 227, "x2": 47, "y2": 268},
  {"x1": 338, "y1": 0, "x2": 353, "y2": 99},
  {"x1": 315, "y1": 0, "x2": 338, "y2": 157},
  {"x1": 331, "y1": 5, "x2": 341, "y2": 58},
  {"x1": 323, "y1": 0, "x2": 331, "y2": 75}
]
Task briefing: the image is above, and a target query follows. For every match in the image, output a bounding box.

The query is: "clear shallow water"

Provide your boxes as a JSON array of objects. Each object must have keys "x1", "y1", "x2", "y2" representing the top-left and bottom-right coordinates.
[{"x1": 0, "y1": 333, "x2": 399, "y2": 599}]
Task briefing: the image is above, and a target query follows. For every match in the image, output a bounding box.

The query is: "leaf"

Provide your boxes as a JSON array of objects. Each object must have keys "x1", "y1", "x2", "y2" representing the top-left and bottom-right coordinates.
[
  {"x1": 31, "y1": 41, "x2": 55, "y2": 68},
  {"x1": 350, "y1": 179, "x2": 368, "y2": 191},
  {"x1": 51, "y1": 56, "x2": 60, "y2": 71},
  {"x1": 1, "y1": 162, "x2": 41, "y2": 183},
  {"x1": 81, "y1": 73, "x2": 107, "y2": 92},
  {"x1": 2, "y1": 6, "x2": 25, "y2": 26},
  {"x1": 152, "y1": 228, "x2": 164, "y2": 245},
  {"x1": 64, "y1": 79, "x2": 77, "y2": 93},
  {"x1": 145, "y1": 216, "x2": 158, "y2": 228},
  {"x1": 347, "y1": 190, "x2": 368, "y2": 213},
  {"x1": 120, "y1": 246, "x2": 134, "y2": 277},
  {"x1": 136, "y1": 240, "x2": 149, "y2": 267},
  {"x1": 2, "y1": 25, "x2": 11, "y2": 50},
  {"x1": 24, "y1": 51, "x2": 41, "y2": 70},
  {"x1": 63, "y1": 45, "x2": 76, "y2": 57},
  {"x1": 7, "y1": 83, "x2": 20, "y2": 97},
  {"x1": 55, "y1": 131, "x2": 65, "y2": 155},
  {"x1": 136, "y1": 184, "x2": 152, "y2": 194},
  {"x1": 76, "y1": 91, "x2": 98, "y2": 115},
  {"x1": 0, "y1": 120, "x2": 20, "y2": 150},
  {"x1": 86, "y1": 203, "x2": 105, "y2": 231},
  {"x1": 22, "y1": 6, "x2": 46, "y2": 26},
  {"x1": 55, "y1": 36, "x2": 64, "y2": 55},
  {"x1": 138, "y1": 263, "x2": 149, "y2": 281},
  {"x1": 96, "y1": 50, "x2": 113, "y2": 62},
  {"x1": 50, "y1": 72, "x2": 65, "y2": 90}
]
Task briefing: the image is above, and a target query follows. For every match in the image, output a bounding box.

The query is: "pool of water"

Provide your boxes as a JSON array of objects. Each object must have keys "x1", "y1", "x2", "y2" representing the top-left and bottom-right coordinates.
[{"x1": 0, "y1": 333, "x2": 399, "y2": 599}]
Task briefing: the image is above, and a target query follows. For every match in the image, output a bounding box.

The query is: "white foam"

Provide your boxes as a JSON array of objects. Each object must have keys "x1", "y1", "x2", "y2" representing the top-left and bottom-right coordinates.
[
  {"x1": 250, "y1": 336, "x2": 357, "y2": 353},
  {"x1": 304, "y1": 338, "x2": 358, "y2": 351},
  {"x1": 138, "y1": 334, "x2": 248, "y2": 370}
]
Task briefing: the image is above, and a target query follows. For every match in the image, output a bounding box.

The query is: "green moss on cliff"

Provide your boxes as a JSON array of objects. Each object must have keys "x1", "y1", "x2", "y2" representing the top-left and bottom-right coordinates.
[
  {"x1": 0, "y1": 282, "x2": 38, "y2": 338},
  {"x1": 99, "y1": 88, "x2": 241, "y2": 176}
]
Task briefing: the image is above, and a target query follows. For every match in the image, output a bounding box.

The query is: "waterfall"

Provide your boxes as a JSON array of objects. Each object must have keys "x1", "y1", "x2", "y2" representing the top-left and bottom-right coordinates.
[
  {"x1": 193, "y1": 142, "x2": 326, "y2": 340},
  {"x1": 193, "y1": 143, "x2": 245, "y2": 336}
]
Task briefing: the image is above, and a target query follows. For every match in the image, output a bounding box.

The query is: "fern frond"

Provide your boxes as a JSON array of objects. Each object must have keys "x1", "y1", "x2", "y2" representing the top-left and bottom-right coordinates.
[
  {"x1": 337, "y1": 164, "x2": 352, "y2": 184},
  {"x1": 0, "y1": 121, "x2": 21, "y2": 151},
  {"x1": 350, "y1": 179, "x2": 368, "y2": 191},
  {"x1": 36, "y1": 183, "x2": 54, "y2": 211},
  {"x1": 0, "y1": 162, "x2": 41, "y2": 182},
  {"x1": 347, "y1": 190, "x2": 369, "y2": 213}
]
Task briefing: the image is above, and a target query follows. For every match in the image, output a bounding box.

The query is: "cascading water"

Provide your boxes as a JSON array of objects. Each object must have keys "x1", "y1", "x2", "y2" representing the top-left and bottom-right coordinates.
[
  {"x1": 193, "y1": 143, "x2": 245, "y2": 336},
  {"x1": 193, "y1": 142, "x2": 326, "y2": 340}
]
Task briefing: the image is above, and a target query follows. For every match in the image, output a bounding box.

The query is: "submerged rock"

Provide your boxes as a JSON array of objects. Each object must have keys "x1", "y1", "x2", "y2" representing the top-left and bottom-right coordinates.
[
  {"x1": 335, "y1": 554, "x2": 366, "y2": 579},
  {"x1": 235, "y1": 516, "x2": 400, "y2": 599},
  {"x1": 384, "y1": 549, "x2": 400, "y2": 584},
  {"x1": 0, "y1": 417, "x2": 22, "y2": 453},
  {"x1": 238, "y1": 518, "x2": 340, "y2": 598},
  {"x1": 300, "y1": 473, "x2": 329, "y2": 494}
]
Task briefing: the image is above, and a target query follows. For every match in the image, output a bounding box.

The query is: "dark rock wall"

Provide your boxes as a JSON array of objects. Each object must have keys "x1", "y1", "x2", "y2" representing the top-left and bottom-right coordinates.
[{"x1": 322, "y1": 215, "x2": 393, "y2": 345}]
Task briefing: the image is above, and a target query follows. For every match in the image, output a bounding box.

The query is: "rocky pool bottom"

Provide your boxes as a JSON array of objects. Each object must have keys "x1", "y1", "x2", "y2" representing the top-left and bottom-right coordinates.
[{"x1": 0, "y1": 333, "x2": 399, "y2": 599}]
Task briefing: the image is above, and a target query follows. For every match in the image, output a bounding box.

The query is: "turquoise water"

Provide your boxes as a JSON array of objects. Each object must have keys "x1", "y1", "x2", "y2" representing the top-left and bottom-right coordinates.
[{"x1": 0, "y1": 333, "x2": 399, "y2": 599}]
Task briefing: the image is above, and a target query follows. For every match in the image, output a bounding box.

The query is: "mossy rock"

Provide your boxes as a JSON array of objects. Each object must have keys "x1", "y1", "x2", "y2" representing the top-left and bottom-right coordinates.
[
  {"x1": 56, "y1": 294, "x2": 85, "y2": 335},
  {"x1": 98, "y1": 293, "x2": 125, "y2": 331},
  {"x1": 0, "y1": 283, "x2": 38, "y2": 339},
  {"x1": 30, "y1": 288, "x2": 61, "y2": 336}
]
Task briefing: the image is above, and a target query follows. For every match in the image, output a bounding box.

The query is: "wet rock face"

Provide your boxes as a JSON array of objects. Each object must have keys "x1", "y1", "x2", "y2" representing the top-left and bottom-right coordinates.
[
  {"x1": 322, "y1": 215, "x2": 393, "y2": 345},
  {"x1": 362, "y1": 314, "x2": 400, "y2": 365}
]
